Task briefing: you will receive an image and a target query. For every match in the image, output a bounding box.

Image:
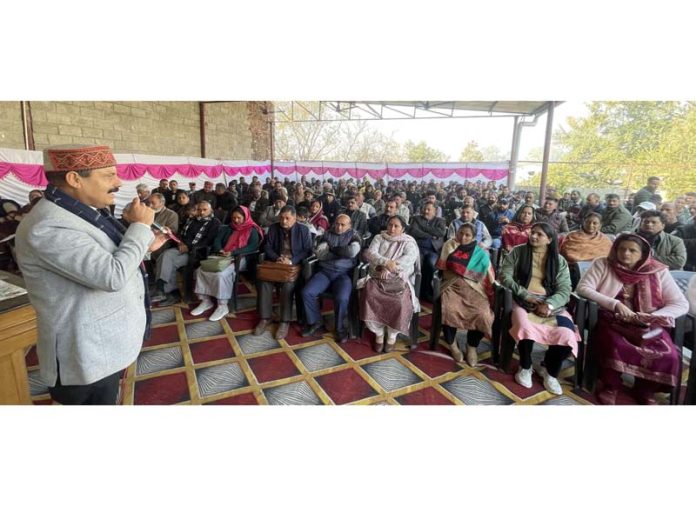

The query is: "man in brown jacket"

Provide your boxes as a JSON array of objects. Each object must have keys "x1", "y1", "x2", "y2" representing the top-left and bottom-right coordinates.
[{"x1": 148, "y1": 192, "x2": 179, "y2": 261}]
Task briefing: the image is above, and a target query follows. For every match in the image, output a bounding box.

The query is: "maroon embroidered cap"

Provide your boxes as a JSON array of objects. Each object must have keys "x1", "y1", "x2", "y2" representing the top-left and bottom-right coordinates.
[{"x1": 43, "y1": 144, "x2": 117, "y2": 172}]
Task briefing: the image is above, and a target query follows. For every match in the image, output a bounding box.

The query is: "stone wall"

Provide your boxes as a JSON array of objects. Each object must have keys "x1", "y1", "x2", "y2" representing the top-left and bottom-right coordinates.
[
  {"x1": 0, "y1": 102, "x2": 26, "y2": 149},
  {"x1": 0, "y1": 101, "x2": 272, "y2": 160}
]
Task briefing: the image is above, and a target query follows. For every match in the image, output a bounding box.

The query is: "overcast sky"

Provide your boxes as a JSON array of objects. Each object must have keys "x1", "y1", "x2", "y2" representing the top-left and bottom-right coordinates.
[{"x1": 368, "y1": 101, "x2": 589, "y2": 162}]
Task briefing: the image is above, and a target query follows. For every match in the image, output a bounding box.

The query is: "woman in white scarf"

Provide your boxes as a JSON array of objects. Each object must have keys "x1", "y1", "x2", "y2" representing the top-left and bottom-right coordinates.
[{"x1": 359, "y1": 215, "x2": 420, "y2": 352}]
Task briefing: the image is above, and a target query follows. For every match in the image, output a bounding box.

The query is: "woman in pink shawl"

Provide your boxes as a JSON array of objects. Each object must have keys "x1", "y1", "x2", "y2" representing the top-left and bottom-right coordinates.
[
  {"x1": 577, "y1": 234, "x2": 688, "y2": 404},
  {"x1": 191, "y1": 206, "x2": 263, "y2": 321},
  {"x1": 501, "y1": 204, "x2": 535, "y2": 252},
  {"x1": 309, "y1": 199, "x2": 329, "y2": 235}
]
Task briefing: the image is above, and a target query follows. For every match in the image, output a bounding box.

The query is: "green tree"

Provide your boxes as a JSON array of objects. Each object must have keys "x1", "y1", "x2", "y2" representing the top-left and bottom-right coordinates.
[
  {"x1": 458, "y1": 141, "x2": 484, "y2": 161},
  {"x1": 404, "y1": 140, "x2": 449, "y2": 162},
  {"x1": 480, "y1": 145, "x2": 510, "y2": 161},
  {"x1": 518, "y1": 101, "x2": 696, "y2": 197}
]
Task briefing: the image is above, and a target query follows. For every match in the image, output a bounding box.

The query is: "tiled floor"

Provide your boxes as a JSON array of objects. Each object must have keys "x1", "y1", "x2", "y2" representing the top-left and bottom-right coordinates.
[{"x1": 25, "y1": 277, "x2": 684, "y2": 405}]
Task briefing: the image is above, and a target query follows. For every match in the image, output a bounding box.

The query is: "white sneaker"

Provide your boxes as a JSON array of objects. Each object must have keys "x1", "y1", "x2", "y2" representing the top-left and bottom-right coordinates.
[
  {"x1": 539, "y1": 366, "x2": 563, "y2": 395},
  {"x1": 190, "y1": 299, "x2": 214, "y2": 316},
  {"x1": 514, "y1": 367, "x2": 533, "y2": 388},
  {"x1": 209, "y1": 304, "x2": 229, "y2": 322}
]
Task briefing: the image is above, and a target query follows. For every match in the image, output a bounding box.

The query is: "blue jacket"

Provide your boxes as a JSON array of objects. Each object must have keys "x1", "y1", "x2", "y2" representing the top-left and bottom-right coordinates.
[{"x1": 264, "y1": 222, "x2": 313, "y2": 265}]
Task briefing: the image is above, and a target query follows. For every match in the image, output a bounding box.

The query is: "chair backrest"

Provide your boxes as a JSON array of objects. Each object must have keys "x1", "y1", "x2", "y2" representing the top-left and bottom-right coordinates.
[
  {"x1": 669, "y1": 270, "x2": 696, "y2": 297},
  {"x1": 577, "y1": 261, "x2": 593, "y2": 278}
]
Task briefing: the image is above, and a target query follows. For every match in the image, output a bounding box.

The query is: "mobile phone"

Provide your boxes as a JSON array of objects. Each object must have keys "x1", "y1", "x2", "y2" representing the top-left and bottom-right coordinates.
[{"x1": 151, "y1": 222, "x2": 182, "y2": 244}]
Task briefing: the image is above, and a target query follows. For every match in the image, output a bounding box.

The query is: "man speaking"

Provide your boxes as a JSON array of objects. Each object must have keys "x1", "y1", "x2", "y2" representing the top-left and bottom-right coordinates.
[{"x1": 15, "y1": 145, "x2": 167, "y2": 405}]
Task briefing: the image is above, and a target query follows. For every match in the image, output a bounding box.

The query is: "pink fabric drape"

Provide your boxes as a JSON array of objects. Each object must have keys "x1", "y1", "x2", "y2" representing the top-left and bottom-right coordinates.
[
  {"x1": 0, "y1": 160, "x2": 508, "y2": 184},
  {"x1": 0, "y1": 162, "x2": 48, "y2": 186}
]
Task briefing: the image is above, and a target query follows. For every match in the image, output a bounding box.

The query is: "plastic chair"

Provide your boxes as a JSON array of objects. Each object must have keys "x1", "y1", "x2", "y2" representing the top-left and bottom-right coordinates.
[
  {"x1": 583, "y1": 269, "x2": 694, "y2": 404},
  {"x1": 229, "y1": 249, "x2": 259, "y2": 313},
  {"x1": 495, "y1": 284, "x2": 586, "y2": 391}
]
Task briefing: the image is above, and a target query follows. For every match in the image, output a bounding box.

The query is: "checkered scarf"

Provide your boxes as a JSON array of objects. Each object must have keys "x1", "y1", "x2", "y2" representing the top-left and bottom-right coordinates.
[
  {"x1": 44, "y1": 184, "x2": 152, "y2": 340},
  {"x1": 181, "y1": 215, "x2": 214, "y2": 248}
]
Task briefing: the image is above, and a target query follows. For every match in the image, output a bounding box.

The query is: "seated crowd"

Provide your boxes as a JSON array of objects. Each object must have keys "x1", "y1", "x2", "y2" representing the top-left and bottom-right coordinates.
[{"x1": 7, "y1": 174, "x2": 696, "y2": 403}]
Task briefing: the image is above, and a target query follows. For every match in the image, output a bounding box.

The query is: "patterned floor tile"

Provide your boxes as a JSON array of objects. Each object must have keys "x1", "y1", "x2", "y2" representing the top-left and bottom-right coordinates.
[
  {"x1": 441, "y1": 375, "x2": 514, "y2": 405},
  {"x1": 25, "y1": 346, "x2": 38, "y2": 368},
  {"x1": 28, "y1": 369, "x2": 49, "y2": 396},
  {"x1": 181, "y1": 304, "x2": 215, "y2": 320},
  {"x1": 294, "y1": 343, "x2": 346, "y2": 372},
  {"x1": 395, "y1": 387, "x2": 454, "y2": 405},
  {"x1": 361, "y1": 358, "x2": 423, "y2": 392},
  {"x1": 181, "y1": 303, "x2": 209, "y2": 321},
  {"x1": 151, "y1": 308, "x2": 177, "y2": 325},
  {"x1": 236, "y1": 282, "x2": 252, "y2": 295},
  {"x1": 231, "y1": 297, "x2": 257, "y2": 311},
  {"x1": 134, "y1": 372, "x2": 190, "y2": 405},
  {"x1": 184, "y1": 320, "x2": 226, "y2": 340},
  {"x1": 315, "y1": 368, "x2": 378, "y2": 404},
  {"x1": 481, "y1": 365, "x2": 546, "y2": 400},
  {"x1": 320, "y1": 298, "x2": 335, "y2": 312},
  {"x1": 227, "y1": 313, "x2": 260, "y2": 333},
  {"x1": 338, "y1": 338, "x2": 382, "y2": 361},
  {"x1": 247, "y1": 351, "x2": 301, "y2": 383},
  {"x1": 196, "y1": 362, "x2": 248, "y2": 398},
  {"x1": 206, "y1": 392, "x2": 259, "y2": 405},
  {"x1": 541, "y1": 395, "x2": 582, "y2": 406},
  {"x1": 144, "y1": 324, "x2": 180, "y2": 347},
  {"x1": 418, "y1": 314, "x2": 433, "y2": 332},
  {"x1": 403, "y1": 350, "x2": 461, "y2": 378},
  {"x1": 136, "y1": 346, "x2": 184, "y2": 376},
  {"x1": 263, "y1": 380, "x2": 322, "y2": 405},
  {"x1": 189, "y1": 337, "x2": 235, "y2": 364},
  {"x1": 236, "y1": 332, "x2": 281, "y2": 355}
]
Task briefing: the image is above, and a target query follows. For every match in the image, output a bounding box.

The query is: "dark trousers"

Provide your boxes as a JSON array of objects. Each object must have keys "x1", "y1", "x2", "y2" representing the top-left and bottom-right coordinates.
[
  {"x1": 258, "y1": 279, "x2": 297, "y2": 322},
  {"x1": 302, "y1": 270, "x2": 352, "y2": 333},
  {"x1": 443, "y1": 325, "x2": 484, "y2": 347},
  {"x1": 48, "y1": 369, "x2": 122, "y2": 405},
  {"x1": 420, "y1": 249, "x2": 439, "y2": 301},
  {"x1": 518, "y1": 339, "x2": 571, "y2": 378}
]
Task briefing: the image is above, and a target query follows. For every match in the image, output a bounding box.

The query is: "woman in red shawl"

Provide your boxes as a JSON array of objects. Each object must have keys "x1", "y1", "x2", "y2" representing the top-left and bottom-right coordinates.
[
  {"x1": 502, "y1": 204, "x2": 535, "y2": 252},
  {"x1": 577, "y1": 234, "x2": 688, "y2": 404},
  {"x1": 191, "y1": 206, "x2": 263, "y2": 321},
  {"x1": 309, "y1": 199, "x2": 329, "y2": 235}
]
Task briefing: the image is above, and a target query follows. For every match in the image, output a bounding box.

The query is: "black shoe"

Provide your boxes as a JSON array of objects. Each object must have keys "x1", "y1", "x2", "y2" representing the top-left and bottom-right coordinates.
[
  {"x1": 150, "y1": 290, "x2": 166, "y2": 303},
  {"x1": 159, "y1": 293, "x2": 181, "y2": 307},
  {"x1": 336, "y1": 330, "x2": 350, "y2": 344},
  {"x1": 302, "y1": 322, "x2": 325, "y2": 337}
]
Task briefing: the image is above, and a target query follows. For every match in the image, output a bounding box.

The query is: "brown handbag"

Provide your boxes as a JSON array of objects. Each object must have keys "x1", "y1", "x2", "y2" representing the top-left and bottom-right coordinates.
[{"x1": 257, "y1": 260, "x2": 301, "y2": 283}]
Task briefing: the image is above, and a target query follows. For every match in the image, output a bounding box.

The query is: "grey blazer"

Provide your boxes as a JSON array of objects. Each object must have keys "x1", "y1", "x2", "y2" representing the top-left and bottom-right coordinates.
[{"x1": 14, "y1": 198, "x2": 154, "y2": 387}]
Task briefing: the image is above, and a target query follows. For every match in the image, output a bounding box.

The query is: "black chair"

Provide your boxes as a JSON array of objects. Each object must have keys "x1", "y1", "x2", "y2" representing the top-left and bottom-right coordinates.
[
  {"x1": 229, "y1": 249, "x2": 259, "y2": 313},
  {"x1": 568, "y1": 260, "x2": 593, "y2": 290},
  {"x1": 354, "y1": 260, "x2": 422, "y2": 350},
  {"x1": 303, "y1": 257, "x2": 361, "y2": 338},
  {"x1": 489, "y1": 247, "x2": 499, "y2": 274},
  {"x1": 495, "y1": 283, "x2": 587, "y2": 391},
  {"x1": 175, "y1": 245, "x2": 212, "y2": 302},
  {"x1": 429, "y1": 270, "x2": 444, "y2": 351},
  {"x1": 583, "y1": 269, "x2": 694, "y2": 405}
]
